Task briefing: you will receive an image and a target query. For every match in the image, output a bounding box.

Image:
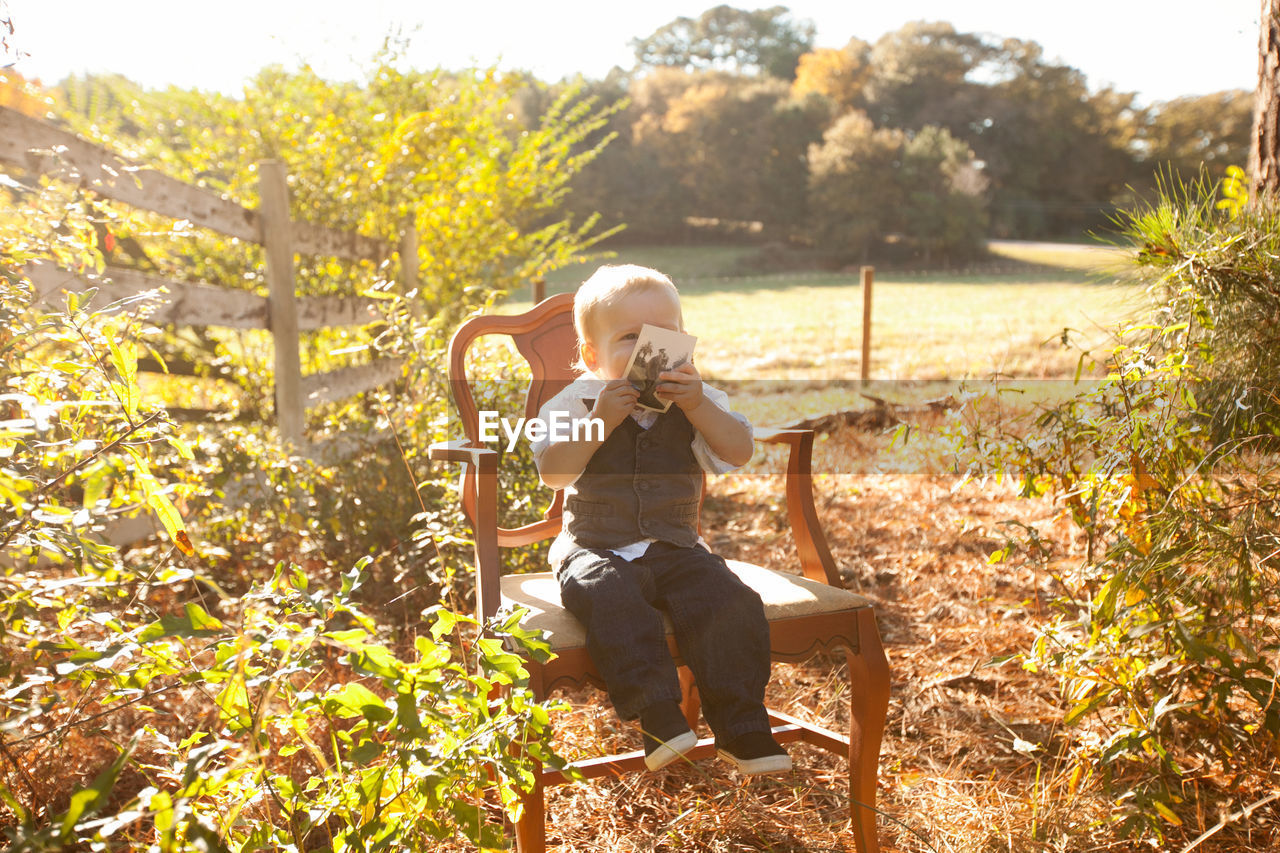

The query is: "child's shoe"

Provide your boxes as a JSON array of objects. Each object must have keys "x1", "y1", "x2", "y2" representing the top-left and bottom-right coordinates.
[
  {"x1": 716, "y1": 730, "x2": 792, "y2": 775},
  {"x1": 640, "y1": 701, "x2": 697, "y2": 771}
]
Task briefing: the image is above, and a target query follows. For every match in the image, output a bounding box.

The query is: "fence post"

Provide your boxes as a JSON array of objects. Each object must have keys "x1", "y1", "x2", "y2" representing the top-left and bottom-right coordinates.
[
  {"x1": 399, "y1": 215, "x2": 421, "y2": 317},
  {"x1": 259, "y1": 160, "x2": 304, "y2": 448},
  {"x1": 531, "y1": 277, "x2": 546, "y2": 304},
  {"x1": 860, "y1": 266, "x2": 874, "y2": 383}
]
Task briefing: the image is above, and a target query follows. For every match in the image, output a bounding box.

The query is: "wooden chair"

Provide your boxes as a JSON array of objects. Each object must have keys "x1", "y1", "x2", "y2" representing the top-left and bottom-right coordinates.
[{"x1": 429, "y1": 292, "x2": 890, "y2": 852}]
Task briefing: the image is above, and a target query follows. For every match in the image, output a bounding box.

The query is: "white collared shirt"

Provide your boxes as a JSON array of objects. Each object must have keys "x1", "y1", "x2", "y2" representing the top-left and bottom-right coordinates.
[{"x1": 530, "y1": 374, "x2": 752, "y2": 566}]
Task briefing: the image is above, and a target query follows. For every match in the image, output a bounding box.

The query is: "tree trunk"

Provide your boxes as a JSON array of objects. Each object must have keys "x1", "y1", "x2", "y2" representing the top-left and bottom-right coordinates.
[{"x1": 1250, "y1": 0, "x2": 1280, "y2": 198}]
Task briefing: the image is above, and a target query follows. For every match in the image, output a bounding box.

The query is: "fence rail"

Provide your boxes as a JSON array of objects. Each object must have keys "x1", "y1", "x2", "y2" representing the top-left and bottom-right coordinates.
[
  {"x1": 1, "y1": 105, "x2": 418, "y2": 551},
  {"x1": 0, "y1": 106, "x2": 413, "y2": 446},
  {"x1": 0, "y1": 108, "x2": 390, "y2": 262}
]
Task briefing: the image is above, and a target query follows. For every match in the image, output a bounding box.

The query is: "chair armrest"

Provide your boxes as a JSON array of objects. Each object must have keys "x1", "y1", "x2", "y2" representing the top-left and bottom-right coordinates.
[
  {"x1": 752, "y1": 428, "x2": 797, "y2": 445},
  {"x1": 753, "y1": 428, "x2": 844, "y2": 588},
  {"x1": 428, "y1": 439, "x2": 502, "y2": 623},
  {"x1": 428, "y1": 439, "x2": 498, "y2": 467}
]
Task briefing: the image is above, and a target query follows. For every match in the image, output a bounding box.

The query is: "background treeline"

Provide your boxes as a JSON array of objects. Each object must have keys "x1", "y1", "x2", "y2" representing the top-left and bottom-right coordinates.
[
  {"x1": 531, "y1": 7, "x2": 1253, "y2": 263},
  {"x1": 24, "y1": 7, "x2": 1254, "y2": 267}
]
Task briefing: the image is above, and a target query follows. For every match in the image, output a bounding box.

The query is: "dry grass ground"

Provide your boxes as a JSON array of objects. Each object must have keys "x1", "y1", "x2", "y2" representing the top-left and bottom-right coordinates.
[
  {"x1": 509, "y1": 410, "x2": 1093, "y2": 853},
  {"x1": 518, "y1": 411, "x2": 1275, "y2": 852},
  {"x1": 482, "y1": 242, "x2": 1159, "y2": 851}
]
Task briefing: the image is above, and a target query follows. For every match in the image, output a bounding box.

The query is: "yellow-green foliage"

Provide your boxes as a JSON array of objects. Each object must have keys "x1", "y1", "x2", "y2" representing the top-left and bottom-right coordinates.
[
  {"x1": 950, "y1": 172, "x2": 1280, "y2": 842},
  {"x1": 55, "y1": 58, "x2": 621, "y2": 313},
  {"x1": 0, "y1": 54, "x2": 606, "y2": 850}
]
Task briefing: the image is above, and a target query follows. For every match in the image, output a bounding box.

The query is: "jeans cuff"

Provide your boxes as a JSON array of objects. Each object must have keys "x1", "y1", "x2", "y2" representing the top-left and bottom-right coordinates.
[
  {"x1": 716, "y1": 712, "x2": 772, "y2": 742},
  {"x1": 614, "y1": 685, "x2": 683, "y2": 722}
]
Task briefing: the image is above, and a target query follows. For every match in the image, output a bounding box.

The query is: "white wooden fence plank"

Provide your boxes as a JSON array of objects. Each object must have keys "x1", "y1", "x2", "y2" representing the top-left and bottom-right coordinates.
[
  {"x1": 295, "y1": 294, "x2": 386, "y2": 331},
  {"x1": 100, "y1": 514, "x2": 159, "y2": 550},
  {"x1": 0, "y1": 107, "x2": 261, "y2": 243},
  {"x1": 300, "y1": 358, "x2": 405, "y2": 405},
  {"x1": 0, "y1": 109, "x2": 396, "y2": 265},
  {"x1": 24, "y1": 261, "x2": 269, "y2": 329},
  {"x1": 291, "y1": 220, "x2": 390, "y2": 263}
]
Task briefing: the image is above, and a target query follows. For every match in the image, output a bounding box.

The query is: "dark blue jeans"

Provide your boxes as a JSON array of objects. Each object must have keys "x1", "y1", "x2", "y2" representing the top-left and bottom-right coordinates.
[{"x1": 557, "y1": 540, "x2": 771, "y2": 741}]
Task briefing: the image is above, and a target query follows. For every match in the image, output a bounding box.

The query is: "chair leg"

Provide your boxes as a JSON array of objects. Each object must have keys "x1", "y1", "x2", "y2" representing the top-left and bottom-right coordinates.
[
  {"x1": 514, "y1": 759, "x2": 546, "y2": 853},
  {"x1": 845, "y1": 609, "x2": 891, "y2": 853},
  {"x1": 678, "y1": 665, "x2": 702, "y2": 731},
  {"x1": 514, "y1": 667, "x2": 548, "y2": 853}
]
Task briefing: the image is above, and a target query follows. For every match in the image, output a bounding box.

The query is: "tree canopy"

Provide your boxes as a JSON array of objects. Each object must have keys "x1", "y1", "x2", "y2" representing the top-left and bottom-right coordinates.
[
  {"x1": 631, "y1": 5, "x2": 815, "y2": 79},
  {"x1": 563, "y1": 16, "x2": 1252, "y2": 252}
]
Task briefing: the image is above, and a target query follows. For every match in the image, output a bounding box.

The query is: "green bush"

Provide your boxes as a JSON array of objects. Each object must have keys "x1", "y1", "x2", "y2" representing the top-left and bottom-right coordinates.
[
  {"x1": 2, "y1": 555, "x2": 564, "y2": 852},
  {"x1": 2, "y1": 244, "x2": 565, "y2": 853},
  {"x1": 949, "y1": 171, "x2": 1280, "y2": 842},
  {"x1": 1, "y1": 174, "x2": 193, "y2": 570},
  {"x1": 806, "y1": 111, "x2": 988, "y2": 263},
  {"x1": 55, "y1": 57, "x2": 620, "y2": 317},
  {"x1": 2, "y1": 61, "x2": 586, "y2": 847}
]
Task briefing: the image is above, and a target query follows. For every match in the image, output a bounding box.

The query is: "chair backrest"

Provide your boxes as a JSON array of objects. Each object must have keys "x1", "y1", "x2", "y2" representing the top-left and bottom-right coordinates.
[{"x1": 447, "y1": 293, "x2": 579, "y2": 547}]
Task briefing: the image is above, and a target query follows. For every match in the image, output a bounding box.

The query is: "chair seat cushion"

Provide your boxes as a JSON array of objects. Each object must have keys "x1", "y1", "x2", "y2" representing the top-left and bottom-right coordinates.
[{"x1": 500, "y1": 560, "x2": 872, "y2": 652}]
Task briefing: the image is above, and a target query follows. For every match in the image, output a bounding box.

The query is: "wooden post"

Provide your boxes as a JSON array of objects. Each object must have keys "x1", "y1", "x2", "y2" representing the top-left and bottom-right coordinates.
[
  {"x1": 531, "y1": 277, "x2": 546, "y2": 304},
  {"x1": 860, "y1": 266, "x2": 874, "y2": 383},
  {"x1": 259, "y1": 160, "x2": 304, "y2": 448},
  {"x1": 399, "y1": 217, "x2": 421, "y2": 318}
]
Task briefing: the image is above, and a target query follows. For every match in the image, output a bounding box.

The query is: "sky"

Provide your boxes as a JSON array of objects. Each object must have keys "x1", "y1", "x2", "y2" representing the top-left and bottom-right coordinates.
[{"x1": 1, "y1": 0, "x2": 1263, "y2": 106}]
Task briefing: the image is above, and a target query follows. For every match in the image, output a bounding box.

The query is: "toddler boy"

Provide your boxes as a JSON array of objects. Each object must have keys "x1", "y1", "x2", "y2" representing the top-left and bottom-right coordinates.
[{"x1": 532, "y1": 264, "x2": 789, "y2": 774}]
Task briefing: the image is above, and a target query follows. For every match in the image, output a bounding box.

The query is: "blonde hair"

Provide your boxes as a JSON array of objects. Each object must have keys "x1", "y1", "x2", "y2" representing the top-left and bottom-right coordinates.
[{"x1": 573, "y1": 264, "x2": 681, "y2": 371}]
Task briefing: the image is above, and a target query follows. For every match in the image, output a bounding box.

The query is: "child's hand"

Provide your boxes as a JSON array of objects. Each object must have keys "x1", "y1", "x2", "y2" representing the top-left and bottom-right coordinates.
[
  {"x1": 657, "y1": 362, "x2": 704, "y2": 412},
  {"x1": 592, "y1": 379, "x2": 641, "y2": 432}
]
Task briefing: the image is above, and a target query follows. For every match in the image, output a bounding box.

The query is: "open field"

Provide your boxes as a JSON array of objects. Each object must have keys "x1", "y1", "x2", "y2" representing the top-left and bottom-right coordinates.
[
  {"x1": 986, "y1": 238, "x2": 1130, "y2": 272},
  {"x1": 502, "y1": 241, "x2": 1143, "y2": 427}
]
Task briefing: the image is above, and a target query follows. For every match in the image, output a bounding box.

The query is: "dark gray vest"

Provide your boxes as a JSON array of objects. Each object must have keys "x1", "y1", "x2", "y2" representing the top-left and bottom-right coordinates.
[{"x1": 562, "y1": 405, "x2": 702, "y2": 549}]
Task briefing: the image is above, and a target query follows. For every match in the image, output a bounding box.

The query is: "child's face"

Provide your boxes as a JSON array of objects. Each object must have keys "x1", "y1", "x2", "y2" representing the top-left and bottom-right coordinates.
[{"x1": 583, "y1": 287, "x2": 682, "y2": 380}]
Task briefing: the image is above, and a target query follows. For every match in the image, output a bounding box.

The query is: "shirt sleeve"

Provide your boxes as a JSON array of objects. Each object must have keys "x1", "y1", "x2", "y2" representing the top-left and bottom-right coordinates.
[
  {"x1": 691, "y1": 384, "x2": 753, "y2": 474},
  {"x1": 530, "y1": 377, "x2": 599, "y2": 468}
]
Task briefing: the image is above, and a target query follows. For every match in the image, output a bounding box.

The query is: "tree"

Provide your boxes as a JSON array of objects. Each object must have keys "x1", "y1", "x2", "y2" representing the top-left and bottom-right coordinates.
[
  {"x1": 1250, "y1": 0, "x2": 1280, "y2": 198},
  {"x1": 0, "y1": 67, "x2": 42, "y2": 116},
  {"x1": 53, "y1": 64, "x2": 617, "y2": 314},
  {"x1": 630, "y1": 5, "x2": 815, "y2": 80},
  {"x1": 897, "y1": 126, "x2": 989, "y2": 262},
  {"x1": 639, "y1": 74, "x2": 823, "y2": 225},
  {"x1": 791, "y1": 39, "x2": 871, "y2": 113},
  {"x1": 962, "y1": 38, "x2": 1139, "y2": 237},
  {"x1": 863, "y1": 21, "x2": 992, "y2": 131},
  {"x1": 571, "y1": 69, "x2": 827, "y2": 238},
  {"x1": 805, "y1": 111, "x2": 904, "y2": 257},
  {"x1": 1136, "y1": 90, "x2": 1252, "y2": 189},
  {"x1": 806, "y1": 112, "x2": 989, "y2": 261}
]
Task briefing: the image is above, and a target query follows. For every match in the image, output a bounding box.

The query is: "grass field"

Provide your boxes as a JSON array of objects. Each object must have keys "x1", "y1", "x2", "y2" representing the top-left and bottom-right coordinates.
[{"x1": 500, "y1": 241, "x2": 1144, "y2": 425}]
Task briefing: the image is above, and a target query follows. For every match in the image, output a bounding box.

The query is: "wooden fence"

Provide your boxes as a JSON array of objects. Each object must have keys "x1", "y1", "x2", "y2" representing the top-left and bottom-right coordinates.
[
  {"x1": 0, "y1": 105, "x2": 420, "y2": 550},
  {"x1": 0, "y1": 105, "x2": 414, "y2": 450}
]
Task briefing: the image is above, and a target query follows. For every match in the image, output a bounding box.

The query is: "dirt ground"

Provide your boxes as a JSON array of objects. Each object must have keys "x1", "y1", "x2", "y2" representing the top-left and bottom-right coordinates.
[{"x1": 523, "y1": 415, "x2": 1276, "y2": 853}]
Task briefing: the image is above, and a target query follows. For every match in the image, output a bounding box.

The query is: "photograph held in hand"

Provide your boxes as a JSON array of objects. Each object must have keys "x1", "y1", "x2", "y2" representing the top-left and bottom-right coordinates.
[{"x1": 624, "y1": 323, "x2": 697, "y2": 413}]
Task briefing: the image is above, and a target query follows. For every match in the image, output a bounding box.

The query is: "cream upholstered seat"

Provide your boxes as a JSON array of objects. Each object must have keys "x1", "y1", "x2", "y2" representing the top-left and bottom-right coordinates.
[{"x1": 502, "y1": 562, "x2": 873, "y2": 653}]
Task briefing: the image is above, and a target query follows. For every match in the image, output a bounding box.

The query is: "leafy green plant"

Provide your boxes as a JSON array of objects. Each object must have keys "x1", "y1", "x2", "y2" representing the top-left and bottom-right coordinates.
[
  {"x1": 1, "y1": 104, "x2": 572, "y2": 850},
  {"x1": 54, "y1": 54, "x2": 621, "y2": 317},
  {"x1": 948, "y1": 171, "x2": 1280, "y2": 842},
  {"x1": 1, "y1": 173, "x2": 193, "y2": 569},
  {"x1": 3, "y1": 557, "x2": 566, "y2": 851}
]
